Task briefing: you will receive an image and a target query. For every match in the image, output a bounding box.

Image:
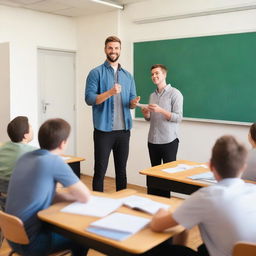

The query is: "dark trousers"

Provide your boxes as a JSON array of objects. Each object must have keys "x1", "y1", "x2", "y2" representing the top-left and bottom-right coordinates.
[
  {"x1": 148, "y1": 138, "x2": 179, "y2": 167},
  {"x1": 93, "y1": 129, "x2": 130, "y2": 192}
]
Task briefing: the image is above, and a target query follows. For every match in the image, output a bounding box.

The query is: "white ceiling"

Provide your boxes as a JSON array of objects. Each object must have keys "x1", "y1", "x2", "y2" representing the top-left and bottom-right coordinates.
[{"x1": 0, "y1": 0, "x2": 145, "y2": 17}]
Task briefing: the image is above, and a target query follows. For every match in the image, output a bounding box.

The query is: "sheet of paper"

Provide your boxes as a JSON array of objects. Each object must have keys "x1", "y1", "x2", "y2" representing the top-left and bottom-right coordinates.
[
  {"x1": 89, "y1": 212, "x2": 150, "y2": 234},
  {"x1": 162, "y1": 164, "x2": 208, "y2": 174},
  {"x1": 60, "y1": 196, "x2": 122, "y2": 217},
  {"x1": 188, "y1": 171, "x2": 217, "y2": 184},
  {"x1": 87, "y1": 227, "x2": 131, "y2": 241},
  {"x1": 61, "y1": 156, "x2": 71, "y2": 161},
  {"x1": 121, "y1": 195, "x2": 170, "y2": 215},
  {"x1": 136, "y1": 103, "x2": 148, "y2": 108}
]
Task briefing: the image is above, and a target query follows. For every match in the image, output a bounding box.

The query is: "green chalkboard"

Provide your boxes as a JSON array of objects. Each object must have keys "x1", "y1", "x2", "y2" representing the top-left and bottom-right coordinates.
[{"x1": 134, "y1": 32, "x2": 256, "y2": 123}]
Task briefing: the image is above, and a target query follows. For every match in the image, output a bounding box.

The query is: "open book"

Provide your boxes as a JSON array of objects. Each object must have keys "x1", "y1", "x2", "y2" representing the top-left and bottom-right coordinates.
[
  {"x1": 60, "y1": 196, "x2": 122, "y2": 217},
  {"x1": 162, "y1": 164, "x2": 208, "y2": 174},
  {"x1": 87, "y1": 212, "x2": 150, "y2": 241},
  {"x1": 121, "y1": 195, "x2": 170, "y2": 215}
]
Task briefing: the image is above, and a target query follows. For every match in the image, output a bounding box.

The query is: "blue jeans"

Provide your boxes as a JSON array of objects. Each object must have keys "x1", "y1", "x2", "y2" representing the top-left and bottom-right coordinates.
[{"x1": 8, "y1": 229, "x2": 88, "y2": 256}]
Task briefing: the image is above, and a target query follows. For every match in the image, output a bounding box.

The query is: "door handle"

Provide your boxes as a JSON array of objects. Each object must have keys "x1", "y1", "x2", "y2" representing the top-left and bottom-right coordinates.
[{"x1": 42, "y1": 101, "x2": 50, "y2": 113}]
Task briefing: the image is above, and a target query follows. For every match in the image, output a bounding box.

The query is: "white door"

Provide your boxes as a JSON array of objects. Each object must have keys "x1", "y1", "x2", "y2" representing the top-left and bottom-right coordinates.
[{"x1": 38, "y1": 49, "x2": 76, "y2": 155}]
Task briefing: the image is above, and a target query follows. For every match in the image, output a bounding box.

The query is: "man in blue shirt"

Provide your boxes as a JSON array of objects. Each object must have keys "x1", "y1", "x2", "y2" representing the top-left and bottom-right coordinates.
[
  {"x1": 6, "y1": 118, "x2": 91, "y2": 256},
  {"x1": 85, "y1": 36, "x2": 140, "y2": 192}
]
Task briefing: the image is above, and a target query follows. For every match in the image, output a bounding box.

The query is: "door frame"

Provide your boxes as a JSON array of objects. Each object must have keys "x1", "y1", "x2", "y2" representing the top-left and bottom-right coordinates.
[{"x1": 37, "y1": 47, "x2": 77, "y2": 154}]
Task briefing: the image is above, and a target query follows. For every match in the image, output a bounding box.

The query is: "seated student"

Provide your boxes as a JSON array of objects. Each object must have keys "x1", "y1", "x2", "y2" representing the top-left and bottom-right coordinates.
[
  {"x1": 242, "y1": 123, "x2": 256, "y2": 181},
  {"x1": 150, "y1": 135, "x2": 256, "y2": 256},
  {"x1": 6, "y1": 118, "x2": 91, "y2": 256},
  {"x1": 0, "y1": 116, "x2": 36, "y2": 179}
]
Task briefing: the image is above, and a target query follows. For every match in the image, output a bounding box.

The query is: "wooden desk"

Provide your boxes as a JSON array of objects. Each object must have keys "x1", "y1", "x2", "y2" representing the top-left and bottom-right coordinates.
[
  {"x1": 63, "y1": 155, "x2": 85, "y2": 178},
  {"x1": 38, "y1": 189, "x2": 184, "y2": 256},
  {"x1": 139, "y1": 160, "x2": 211, "y2": 198}
]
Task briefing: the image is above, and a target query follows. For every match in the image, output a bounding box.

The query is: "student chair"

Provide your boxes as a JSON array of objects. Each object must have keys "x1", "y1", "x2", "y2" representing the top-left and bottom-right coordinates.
[
  {"x1": 233, "y1": 241, "x2": 256, "y2": 256},
  {"x1": 0, "y1": 210, "x2": 70, "y2": 256}
]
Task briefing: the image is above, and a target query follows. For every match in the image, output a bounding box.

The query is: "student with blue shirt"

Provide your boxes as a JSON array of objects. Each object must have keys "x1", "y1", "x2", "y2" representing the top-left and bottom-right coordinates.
[
  {"x1": 150, "y1": 135, "x2": 256, "y2": 256},
  {"x1": 6, "y1": 118, "x2": 91, "y2": 256},
  {"x1": 85, "y1": 36, "x2": 140, "y2": 192}
]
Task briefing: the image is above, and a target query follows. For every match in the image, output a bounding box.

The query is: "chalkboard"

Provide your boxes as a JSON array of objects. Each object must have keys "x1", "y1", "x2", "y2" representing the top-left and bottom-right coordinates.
[{"x1": 134, "y1": 32, "x2": 256, "y2": 123}]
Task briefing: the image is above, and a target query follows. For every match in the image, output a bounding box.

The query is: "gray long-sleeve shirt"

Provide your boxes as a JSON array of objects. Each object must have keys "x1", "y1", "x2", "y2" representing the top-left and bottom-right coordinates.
[{"x1": 147, "y1": 84, "x2": 183, "y2": 144}]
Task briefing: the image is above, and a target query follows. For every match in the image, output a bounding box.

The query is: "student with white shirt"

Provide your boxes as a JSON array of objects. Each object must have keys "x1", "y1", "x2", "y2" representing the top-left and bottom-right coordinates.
[
  {"x1": 242, "y1": 123, "x2": 256, "y2": 181},
  {"x1": 150, "y1": 135, "x2": 256, "y2": 256}
]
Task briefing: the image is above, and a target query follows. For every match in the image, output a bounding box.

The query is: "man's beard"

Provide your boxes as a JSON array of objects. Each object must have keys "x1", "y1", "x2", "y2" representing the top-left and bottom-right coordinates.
[{"x1": 106, "y1": 54, "x2": 119, "y2": 63}]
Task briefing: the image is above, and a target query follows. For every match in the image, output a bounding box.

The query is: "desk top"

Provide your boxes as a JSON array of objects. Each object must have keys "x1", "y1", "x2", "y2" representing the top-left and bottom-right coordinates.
[
  {"x1": 62, "y1": 155, "x2": 85, "y2": 164},
  {"x1": 38, "y1": 189, "x2": 184, "y2": 254},
  {"x1": 140, "y1": 160, "x2": 211, "y2": 187}
]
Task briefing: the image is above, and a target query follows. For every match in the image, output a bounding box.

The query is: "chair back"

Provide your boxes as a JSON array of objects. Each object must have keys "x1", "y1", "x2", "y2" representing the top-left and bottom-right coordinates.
[
  {"x1": 233, "y1": 241, "x2": 256, "y2": 256},
  {"x1": 0, "y1": 211, "x2": 29, "y2": 244}
]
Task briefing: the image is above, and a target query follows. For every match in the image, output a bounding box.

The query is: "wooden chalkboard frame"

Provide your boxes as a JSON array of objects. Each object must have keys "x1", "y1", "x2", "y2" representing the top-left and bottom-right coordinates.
[{"x1": 134, "y1": 32, "x2": 256, "y2": 123}]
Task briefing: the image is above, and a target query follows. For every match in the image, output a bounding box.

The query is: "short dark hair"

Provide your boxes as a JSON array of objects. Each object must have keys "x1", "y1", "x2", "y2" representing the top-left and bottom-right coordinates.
[
  {"x1": 151, "y1": 64, "x2": 168, "y2": 74},
  {"x1": 105, "y1": 36, "x2": 121, "y2": 46},
  {"x1": 210, "y1": 135, "x2": 247, "y2": 178},
  {"x1": 38, "y1": 118, "x2": 71, "y2": 150},
  {"x1": 249, "y1": 123, "x2": 256, "y2": 143},
  {"x1": 7, "y1": 116, "x2": 29, "y2": 143}
]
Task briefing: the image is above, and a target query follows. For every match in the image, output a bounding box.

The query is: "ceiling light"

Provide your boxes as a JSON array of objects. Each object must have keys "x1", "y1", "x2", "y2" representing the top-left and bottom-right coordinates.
[{"x1": 91, "y1": 0, "x2": 124, "y2": 10}]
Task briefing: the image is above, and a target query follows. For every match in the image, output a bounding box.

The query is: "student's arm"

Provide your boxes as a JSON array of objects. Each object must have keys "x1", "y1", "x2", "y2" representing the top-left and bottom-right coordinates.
[
  {"x1": 141, "y1": 107, "x2": 150, "y2": 120},
  {"x1": 54, "y1": 180, "x2": 90, "y2": 203},
  {"x1": 148, "y1": 104, "x2": 172, "y2": 120},
  {"x1": 150, "y1": 208, "x2": 178, "y2": 232}
]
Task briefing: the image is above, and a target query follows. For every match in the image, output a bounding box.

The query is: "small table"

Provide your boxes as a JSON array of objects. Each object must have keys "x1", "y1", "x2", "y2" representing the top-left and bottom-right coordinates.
[
  {"x1": 63, "y1": 155, "x2": 85, "y2": 178},
  {"x1": 38, "y1": 189, "x2": 184, "y2": 256},
  {"x1": 139, "y1": 160, "x2": 211, "y2": 198}
]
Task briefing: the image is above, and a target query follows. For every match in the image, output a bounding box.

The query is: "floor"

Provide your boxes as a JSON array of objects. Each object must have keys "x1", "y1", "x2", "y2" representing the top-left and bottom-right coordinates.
[{"x1": 0, "y1": 175, "x2": 202, "y2": 256}]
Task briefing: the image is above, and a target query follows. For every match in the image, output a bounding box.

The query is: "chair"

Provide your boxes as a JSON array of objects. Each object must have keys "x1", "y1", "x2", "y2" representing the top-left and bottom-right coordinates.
[
  {"x1": 0, "y1": 210, "x2": 70, "y2": 256},
  {"x1": 233, "y1": 241, "x2": 256, "y2": 256}
]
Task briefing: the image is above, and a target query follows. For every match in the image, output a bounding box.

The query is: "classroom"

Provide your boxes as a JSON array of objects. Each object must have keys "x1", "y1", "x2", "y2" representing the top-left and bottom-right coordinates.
[
  {"x1": 1, "y1": 0, "x2": 255, "y2": 188},
  {"x1": 0, "y1": 1, "x2": 256, "y2": 254}
]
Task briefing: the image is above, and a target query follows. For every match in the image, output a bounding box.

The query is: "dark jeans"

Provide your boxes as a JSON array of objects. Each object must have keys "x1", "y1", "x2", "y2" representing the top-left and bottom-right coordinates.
[
  {"x1": 93, "y1": 129, "x2": 130, "y2": 192},
  {"x1": 8, "y1": 229, "x2": 88, "y2": 256},
  {"x1": 148, "y1": 138, "x2": 179, "y2": 167}
]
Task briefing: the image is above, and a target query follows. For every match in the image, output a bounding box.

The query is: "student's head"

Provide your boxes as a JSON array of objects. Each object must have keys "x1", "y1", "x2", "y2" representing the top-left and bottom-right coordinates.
[
  {"x1": 210, "y1": 135, "x2": 247, "y2": 179},
  {"x1": 38, "y1": 118, "x2": 70, "y2": 151},
  {"x1": 7, "y1": 116, "x2": 33, "y2": 143},
  {"x1": 248, "y1": 123, "x2": 256, "y2": 148},
  {"x1": 104, "y1": 36, "x2": 121, "y2": 63},
  {"x1": 150, "y1": 64, "x2": 168, "y2": 85}
]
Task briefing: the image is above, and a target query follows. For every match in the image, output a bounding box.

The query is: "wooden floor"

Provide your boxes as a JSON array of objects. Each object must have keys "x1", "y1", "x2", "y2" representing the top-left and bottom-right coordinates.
[{"x1": 0, "y1": 175, "x2": 202, "y2": 256}]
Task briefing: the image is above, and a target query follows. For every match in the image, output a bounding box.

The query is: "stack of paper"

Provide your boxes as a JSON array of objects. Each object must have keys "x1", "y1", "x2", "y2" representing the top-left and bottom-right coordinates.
[
  {"x1": 121, "y1": 195, "x2": 170, "y2": 215},
  {"x1": 60, "y1": 196, "x2": 122, "y2": 217},
  {"x1": 188, "y1": 171, "x2": 217, "y2": 184},
  {"x1": 162, "y1": 164, "x2": 208, "y2": 174},
  {"x1": 87, "y1": 212, "x2": 150, "y2": 241}
]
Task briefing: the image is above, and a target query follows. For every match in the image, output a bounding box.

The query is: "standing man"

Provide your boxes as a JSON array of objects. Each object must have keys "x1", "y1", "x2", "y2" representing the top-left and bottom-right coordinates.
[
  {"x1": 142, "y1": 64, "x2": 183, "y2": 166},
  {"x1": 85, "y1": 36, "x2": 140, "y2": 192}
]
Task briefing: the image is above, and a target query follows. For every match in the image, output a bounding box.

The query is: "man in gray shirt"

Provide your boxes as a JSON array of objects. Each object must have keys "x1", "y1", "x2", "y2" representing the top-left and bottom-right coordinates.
[{"x1": 142, "y1": 64, "x2": 183, "y2": 167}]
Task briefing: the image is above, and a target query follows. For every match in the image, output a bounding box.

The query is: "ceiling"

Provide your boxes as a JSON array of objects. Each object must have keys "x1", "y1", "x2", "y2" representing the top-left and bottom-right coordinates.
[{"x1": 0, "y1": 0, "x2": 144, "y2": 17}]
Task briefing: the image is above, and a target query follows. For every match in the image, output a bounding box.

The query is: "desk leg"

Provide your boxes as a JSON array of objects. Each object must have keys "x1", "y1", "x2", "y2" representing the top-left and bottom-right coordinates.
[{"x1": 68, "y1": 162, "x2": 80, "y2": 179}]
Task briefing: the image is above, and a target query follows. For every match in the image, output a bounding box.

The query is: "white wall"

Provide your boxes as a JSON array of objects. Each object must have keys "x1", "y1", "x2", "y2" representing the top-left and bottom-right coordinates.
[
  {"x1": 0, "y1": 5, "x2": 77, "y2": 144},
  {"x1": 76, "y1": 0, "x2": 256, "y2": 187},
  {"x1": 0, "y1": 42, "x2": 10, "y2": 141}
]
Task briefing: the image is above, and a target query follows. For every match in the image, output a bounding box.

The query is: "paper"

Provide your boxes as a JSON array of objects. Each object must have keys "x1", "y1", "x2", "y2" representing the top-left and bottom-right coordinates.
[
  {"x1": 136, "y1": 103, "x2": 148, "y2": 108},
  {"x1": 60, "y1": 196, "x2": 122, "y2": 217},
  {"x1": 162, "y1": 164, "x2": 208, "y2": 174},
  {"x1": 87, "y1": 212, "x2": 150, "y2": 241},
  {"x1": 121, "y1": 195, "x2": 170, "y2": 215},
  {"x1": 188, "y1": 171, "x2": 217, "y2": 184},
  {"x1": 61, "y1": 156, "x2": 71, "y2": 161}
]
